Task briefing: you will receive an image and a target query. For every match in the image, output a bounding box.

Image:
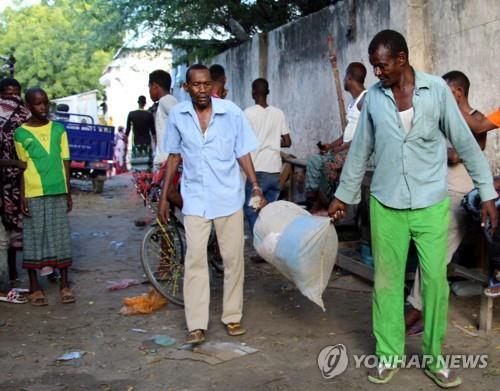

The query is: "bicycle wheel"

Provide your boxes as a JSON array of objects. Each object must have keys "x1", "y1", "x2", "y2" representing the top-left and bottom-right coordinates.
[{"x1": 141, "y1": 221, "x2": 185, "y2": 306}]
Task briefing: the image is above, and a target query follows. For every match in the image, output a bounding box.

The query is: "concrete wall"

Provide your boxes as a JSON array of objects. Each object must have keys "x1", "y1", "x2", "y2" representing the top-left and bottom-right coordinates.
[
  {"x1": 209, "y1": 0, "x2": 500, "y2": 172},
  {"x1": 422, "y1": 0, "x2": 500, "y2": 172},
  {"x1": 210, "y1": 36, "x2": 261, "y2": 110}
]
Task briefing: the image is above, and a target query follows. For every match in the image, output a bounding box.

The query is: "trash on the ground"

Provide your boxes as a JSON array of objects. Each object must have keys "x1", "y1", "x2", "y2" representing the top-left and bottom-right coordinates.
[
  {"x1": 0, "y1": 320, "x2": 6, "y2": 327},
  {"x1": 110, "y1": 240, "x2": 125, "y2": 250},
  {"x1": 131, "y1": 328, "x2": 148, "y2": 333},
  {"x1": 120, "y1": 288, "x2": 168, "y2": 316},
  {"x1": 152, "y1": 334, "x2": 176, "y2": 347},
  {"x1": 71, "y1": 232, "x2": 81, "y2": 239},
  {"x1": 483, "y1": 367, "x2": 500, "y2": 376},
  {"x1": 451, "y1": 281, "x2": 483, "y2": 297},
  {"x1": 164, "y1": 341, "x2": 258, "y2": 365},
  {"x1": 139, "y1": 339, "x2": 158, "y2": 352},
  {"x1": 91, "y1": 231, "x2": 109, "y2": 238},
  {"x1": 88, "y1": 301, "x2": 94, "y2": 305},
  {"x1": 254, "y1": 201, "x2": 338, "y2": 310},
  {"x1": 56, "y1": 351, "x2": 86, "y2": 361},
  {"x1": 106, "y1": 278, "x2": 140, "y2": 291},
  {"x1": 452, "y1": 322, "x2": 478, "y2": 337}
]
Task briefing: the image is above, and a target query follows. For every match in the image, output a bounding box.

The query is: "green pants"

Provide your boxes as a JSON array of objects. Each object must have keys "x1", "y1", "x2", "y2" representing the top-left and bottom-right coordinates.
[{"x1": 370, "y1": 196, "x2": 450, "y2": 371}]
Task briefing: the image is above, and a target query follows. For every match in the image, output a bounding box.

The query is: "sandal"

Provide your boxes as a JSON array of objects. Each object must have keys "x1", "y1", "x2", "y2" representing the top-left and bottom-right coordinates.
[
  {"x1": 0, "y1": 289, "x2": 28, "y2": 304},
  {"x1": 29, "y1": 290, "x2": 48, "y2": 306},
  {"x1": 60, "y1": 287, "x2": 76, "y2": 304},
  {"x1": 367, "y1": 363, "x2": 399, "y2": 384},
  {"x1": 185, "y1": 329, "x2": 205, "y2": 344},
  {"x1": 225, "y1": 322, "x2": 246, "y2": 336},
  {"x1": 424, "y1": 368, "x2": 462, "y2": 388}
]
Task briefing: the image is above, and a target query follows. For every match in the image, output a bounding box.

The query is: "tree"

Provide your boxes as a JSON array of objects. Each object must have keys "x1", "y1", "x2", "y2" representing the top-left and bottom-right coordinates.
[
  {"x1": 0, "y1": 0, "x2": 124, "y2": 98},
  {"x1": 110, "y1": 0, "x2": 338, "y2": 63}
]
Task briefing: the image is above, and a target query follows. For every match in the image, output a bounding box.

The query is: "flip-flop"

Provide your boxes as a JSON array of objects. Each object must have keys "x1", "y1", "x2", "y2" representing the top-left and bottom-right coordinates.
[
  {"x1": 225, "y1": 322, "x2": 246, "y2": 336},
  {"x1": 29, "y1": 290, "x2": 48, "y2": 306},
  {"x1": 424, "y1": 368, "x2": 462, "y2": 388},
  {"x1": 367, "y1": 365, "x2": 400, "y2": 384},
  {"x1": 60, "y1": 287, "x2": 76, "y2": 304},
  {"x1": 0, "y1": 289, "x2": 28, "y2": 304},
  {"x1": 185, "y1": 329, "x2": 205, "y2": 344}
]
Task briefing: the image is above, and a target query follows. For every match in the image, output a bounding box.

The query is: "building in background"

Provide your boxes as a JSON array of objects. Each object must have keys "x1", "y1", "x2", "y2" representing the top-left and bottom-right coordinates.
[{"x1": 99, "y1": 48, "x2": 173, "y2": 129}]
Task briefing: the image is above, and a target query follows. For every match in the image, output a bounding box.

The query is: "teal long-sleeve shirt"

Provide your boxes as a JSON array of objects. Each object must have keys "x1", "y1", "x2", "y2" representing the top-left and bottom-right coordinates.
[{"x1": 335, "y1": 70, "x2": 497, "y2": 209}]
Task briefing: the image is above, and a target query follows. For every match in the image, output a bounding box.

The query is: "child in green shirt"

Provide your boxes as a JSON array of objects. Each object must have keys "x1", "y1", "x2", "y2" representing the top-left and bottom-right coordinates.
[{"x1": 14, "y1": 87, "x2": 75, "y2": 306}]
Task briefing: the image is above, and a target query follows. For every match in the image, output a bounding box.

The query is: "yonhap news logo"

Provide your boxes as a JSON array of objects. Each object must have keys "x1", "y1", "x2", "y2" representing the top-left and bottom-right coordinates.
[
  {"x1": 317, "y1": 344, "x2": 349, "y2": 379},
  {"x1": 317, "y1": 344, "x2": 488, "y2": 379}
]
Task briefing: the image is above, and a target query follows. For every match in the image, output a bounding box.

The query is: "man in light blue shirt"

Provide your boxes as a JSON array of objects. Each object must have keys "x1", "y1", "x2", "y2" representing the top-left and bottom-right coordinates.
[
  {"x1": 329, "y1": 30, "x2": 498, "y2": 387},
  {"x1": 158, "y1": 64, "x2": 264, "y2": 345}
]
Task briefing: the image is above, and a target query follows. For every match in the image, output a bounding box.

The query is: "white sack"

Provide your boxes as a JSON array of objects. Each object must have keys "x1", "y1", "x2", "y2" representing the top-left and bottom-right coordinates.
[{"x1": 253, "y1": 201, "x2": 338, "y2": 310}]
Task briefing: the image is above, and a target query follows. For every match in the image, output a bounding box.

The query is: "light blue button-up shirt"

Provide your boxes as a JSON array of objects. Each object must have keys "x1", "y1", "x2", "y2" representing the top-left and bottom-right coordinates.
[
  {"x1": 335, "y1": 70, "x2": 497, "y2": 209},
  {"x1": 163, "y1": 98, "x2": 259, "y2": 219}
]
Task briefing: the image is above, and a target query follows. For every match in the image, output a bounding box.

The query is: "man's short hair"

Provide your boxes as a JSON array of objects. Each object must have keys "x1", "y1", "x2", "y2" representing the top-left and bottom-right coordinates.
[
  {"x1": 209, "y1": 64, "x2": 225, "y2": 82},
  {"x1": 25, "y1": 87, "x2": 46, "y2": 104},
  {"x1": 442, "y1": 70, "x2": 470, "y2": 97},
  {"x1": 0, "y1": 77, "x2": 21, "y2": 93},
  {"x1": 346, "y1": 62, "x2": 367, "y2": 84},
  {"x1": 149, "y1": 70, "x2": 172, "y2": 92},
  {"x1": 186, "y1": 64, "x2": 209, "y2": 83},
  {"x1": 368, "y1": 29, "x2": 409, "y2": 59},
  {"x1": 251, "y1": 78, "x2": 269, "y2": 94},
  {"x1": 138, "y1": 95, "x2": 147, "y2": 105}
]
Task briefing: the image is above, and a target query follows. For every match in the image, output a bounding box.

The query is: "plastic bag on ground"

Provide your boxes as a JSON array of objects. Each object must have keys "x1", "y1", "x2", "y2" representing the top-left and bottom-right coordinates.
[
  {"x1": 254, "y1": 201, "x2": 338, "y2": 310},
  {"x1": 119, "y1": 288, "x2": 168, "y2": 315}
]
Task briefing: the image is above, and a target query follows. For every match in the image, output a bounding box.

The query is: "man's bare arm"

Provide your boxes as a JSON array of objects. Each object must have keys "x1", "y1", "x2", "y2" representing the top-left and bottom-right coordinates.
[
  {"x1": 237, "y1": 153, "x2": 258, "y2": 186},
  {"x1": 447, "y1": 147, "x2": 460, "y2": 165},
  {"x1": 461, "y1": 110, "x2": 497, "y2": 135},
  {"x1": 64, "y1": 160, "x2": 72, "y2": 212},
  {"x1": 281, "y1": 134, "x2": 292, "y2": 148},
  {"x1": 158, "y1": 154, "x2": 182, "y2": 223}
]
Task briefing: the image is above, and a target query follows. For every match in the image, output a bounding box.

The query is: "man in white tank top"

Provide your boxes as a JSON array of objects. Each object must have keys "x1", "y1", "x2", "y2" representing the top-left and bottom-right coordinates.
[{"x1": 305, "y1": 62, "x2": 367, "y2": 212}]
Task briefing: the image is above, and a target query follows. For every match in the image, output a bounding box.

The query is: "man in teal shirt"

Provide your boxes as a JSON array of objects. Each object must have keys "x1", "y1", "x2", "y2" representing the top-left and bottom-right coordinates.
[{"x1": 329, "y1": 30, "x2": 498, "y2": 387}]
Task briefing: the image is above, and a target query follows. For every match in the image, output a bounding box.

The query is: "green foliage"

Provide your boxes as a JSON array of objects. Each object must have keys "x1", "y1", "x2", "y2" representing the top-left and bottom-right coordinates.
[
  {"x1": 111, "y1": 0, "x2": 338, "y2": 62},
  {"x1": 0, "y1": 0, "x2": 124, "y2": 98}
]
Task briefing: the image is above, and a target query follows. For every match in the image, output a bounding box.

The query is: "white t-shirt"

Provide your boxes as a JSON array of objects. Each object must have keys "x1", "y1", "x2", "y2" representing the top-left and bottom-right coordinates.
[
  {"x1": 154, "y1": 94, "x2": 178, "y2": 164},
  {"x1": 343, "y1": 90, "x2": 367, "y2": 143},
  {"x1": 244, "y1": 104, "x2": 290, "y2": 173}
]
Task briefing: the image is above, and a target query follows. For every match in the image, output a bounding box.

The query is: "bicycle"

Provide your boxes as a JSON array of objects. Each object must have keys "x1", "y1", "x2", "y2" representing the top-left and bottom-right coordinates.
[{"x1": 132, "y1": 169, "x2": 223, "y2": 306}]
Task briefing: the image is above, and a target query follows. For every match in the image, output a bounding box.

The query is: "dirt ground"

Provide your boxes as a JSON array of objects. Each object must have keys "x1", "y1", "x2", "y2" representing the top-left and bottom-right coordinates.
[{"x1": 1, "y1": 173, "x2": 499, "y2": 391}]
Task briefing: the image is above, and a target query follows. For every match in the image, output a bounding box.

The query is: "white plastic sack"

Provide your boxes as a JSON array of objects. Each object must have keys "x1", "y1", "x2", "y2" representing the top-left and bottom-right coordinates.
[{"x1": 253, "y1": 201, "x2": 338, "y2": 311}]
